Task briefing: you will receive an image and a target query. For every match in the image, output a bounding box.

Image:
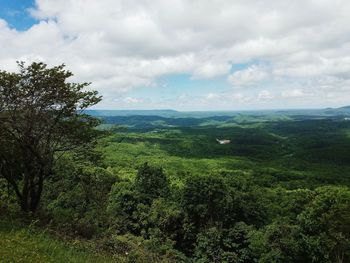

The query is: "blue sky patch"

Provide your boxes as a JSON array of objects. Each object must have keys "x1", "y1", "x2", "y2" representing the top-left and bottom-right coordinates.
[{"x1": 0, "y1": 0, "x2": 37, "y2": 30}]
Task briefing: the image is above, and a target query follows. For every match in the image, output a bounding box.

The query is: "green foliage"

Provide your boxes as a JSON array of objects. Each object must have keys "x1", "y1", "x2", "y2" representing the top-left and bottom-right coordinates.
[
  {"x1": 108, "y1": 180, "x2": 143, "y2": 234},
  {"x1": 148, "y1": 198, "x2": 184, "y2": 242},
  {"x1": 250, "y1": 222, "x2": 307, "y2": 263},
  {"x1": 98, "y1": 233, "x2": 186, "y2": 262},
  {"x1": 182, "y1": 175, "x2": 231, "y2": 229},
  {"x1": 2, "y1": 109, "x2": 350, "y2": 261},
  {"x1": 0, "y1": 218, "x2": 113, "y2": 263},
  {"x1": 194, "y1": 223, "x2": 254, "y2": 263},
  {"x1": 107, "y1": 163, "x2": 173, "y2": 237},
  {"x1": 135, "y1": 163, "x2": 170, "y2": 202},
  {"x1": 0, "y1": 178, "x2": 17, "y2": 213},
  {"x1": 298, "y1": 186, "x2": 350, "y2": 263},
  {"x1": 0, "y1": 62, "x2": 102, "y2": 213},
  {"x1": 42, "y1": 157, "x2": 116, "y2": 238}
]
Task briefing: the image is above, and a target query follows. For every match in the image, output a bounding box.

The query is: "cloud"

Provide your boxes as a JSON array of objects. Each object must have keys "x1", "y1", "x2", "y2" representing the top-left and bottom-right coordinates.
[
  {"x1": 192, "y1": 62, "x2": 230, "y2": 79},
  {"x1": 205, "y1": 93, "x2": 221, "y2": 99},
  {"x1": 316, "y1": 76, "x2": 350, "y2": 92},
  {"x1": 123, "y1": 97, "x2": 141, "y2": 104},
  {"x1": 1, "y1": 0, "x2": 350, "y2": 108},
  {"x1": 228, "y1": 65, "x2": 270, "y2": 86},
  {"x1": 258, "y1": 90, "x2": 274, "y2": 100},
  {"x1": 281, "y1": 89, "x2": 306, "y2": 98}
]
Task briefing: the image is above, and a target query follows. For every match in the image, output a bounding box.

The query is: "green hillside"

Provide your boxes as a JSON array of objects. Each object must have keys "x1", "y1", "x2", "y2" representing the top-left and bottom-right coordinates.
[
  {"x1": 0, "y1": 218, "x2": 113, "y2": 263},
  {"x1": 2, "y1": 110, "x2": 350, "y2": 262}
]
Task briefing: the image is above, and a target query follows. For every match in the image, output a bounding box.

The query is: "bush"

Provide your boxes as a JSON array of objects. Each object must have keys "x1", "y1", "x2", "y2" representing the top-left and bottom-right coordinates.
[{"x1": 42, "y1": 159, "x2": 116, "y2": 238}]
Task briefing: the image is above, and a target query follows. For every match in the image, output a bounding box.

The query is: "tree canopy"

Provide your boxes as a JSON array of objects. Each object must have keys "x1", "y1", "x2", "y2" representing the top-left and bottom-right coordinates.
[{"x1": 0, "y1": 62, "x2": 102, "y2": 212}]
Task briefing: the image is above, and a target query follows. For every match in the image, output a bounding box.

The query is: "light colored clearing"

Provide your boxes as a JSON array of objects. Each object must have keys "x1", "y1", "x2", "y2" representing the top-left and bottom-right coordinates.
[{"x1": 216, "y1": 139, "x2": 231, "y2": 144}]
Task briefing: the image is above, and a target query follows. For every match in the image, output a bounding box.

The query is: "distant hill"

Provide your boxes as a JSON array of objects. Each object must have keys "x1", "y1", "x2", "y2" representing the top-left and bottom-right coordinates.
[
  {"x1": 86, "y1": 109, "x2": 256, "y2": 118},
  {"x1": 85, "y1": 109, "x2": 180, "y2": 117},
  {"x1": 323, "y1": 105, "x2": 350, "y2": 115},
  {"x1": 339, "y1": 105, "x2": 350, "y2": 111},
  {"x1": 86, "y1": 106, "x2": 350, "y2": 119}
]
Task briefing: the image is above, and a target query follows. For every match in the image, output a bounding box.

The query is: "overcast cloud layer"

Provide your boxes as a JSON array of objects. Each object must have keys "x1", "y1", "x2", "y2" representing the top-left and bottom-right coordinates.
[{"x1": 1, "y1": 0, "x2": 350, "y2": 110}]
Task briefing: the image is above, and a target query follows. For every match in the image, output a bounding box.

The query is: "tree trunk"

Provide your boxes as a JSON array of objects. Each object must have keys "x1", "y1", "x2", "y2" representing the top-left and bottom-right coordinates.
[
  {"x1": 19, "y1": 173, "x2": 44, "y2": 213},
  {"x1": 30, "y1": 174, "x2": 44, "y2": 212}
]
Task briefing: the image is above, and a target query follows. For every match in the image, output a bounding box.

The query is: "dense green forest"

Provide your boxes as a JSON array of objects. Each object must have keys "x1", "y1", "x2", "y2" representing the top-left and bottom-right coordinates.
[{"x1": 1, "y1": 63, "x2": 350, "y2": 262}]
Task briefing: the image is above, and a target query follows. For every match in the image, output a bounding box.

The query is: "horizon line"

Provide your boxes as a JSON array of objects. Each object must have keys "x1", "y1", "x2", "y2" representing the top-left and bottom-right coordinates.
[{"x1": 87, "y1": 105, "x2": 349, "y2": 112}]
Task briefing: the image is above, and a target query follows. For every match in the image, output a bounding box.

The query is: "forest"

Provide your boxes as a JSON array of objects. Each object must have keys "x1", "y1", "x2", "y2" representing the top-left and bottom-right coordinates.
[{"x1": 1, "y1": 63, "x2": 350, "y2": 262}]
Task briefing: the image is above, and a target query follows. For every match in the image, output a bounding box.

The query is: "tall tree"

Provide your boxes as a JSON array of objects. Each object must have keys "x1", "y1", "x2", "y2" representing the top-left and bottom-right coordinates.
[
  {"x1": 0, "y1": 62, "x2": 102, "y2": 212},
  {"x1": 135, "y1": 162, "x2": 169, "y2": 202}
]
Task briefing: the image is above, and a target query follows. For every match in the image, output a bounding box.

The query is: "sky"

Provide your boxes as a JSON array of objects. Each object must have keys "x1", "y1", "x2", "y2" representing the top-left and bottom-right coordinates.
[{"x1": 0, "y1": 0, "x2": 350, "y2": 110}]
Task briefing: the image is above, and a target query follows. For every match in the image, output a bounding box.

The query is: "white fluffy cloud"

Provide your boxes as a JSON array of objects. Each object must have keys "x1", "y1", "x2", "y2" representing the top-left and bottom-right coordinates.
[
  {"x1": 258, "y1": 90, "x2": 274, "y2": 100},
  {"x1": 205, "y1": 93, "x2": 221, "y2": 100},
  {"x1": 281, "y1": 89, "x2": 306, "y2": 98},
  {"x1": 228, "y1": 65, "x2": 270, "y2": 86},
  {"x1": 123, "y1": 97, "x2": 141, "y2": 104},
  {"x1": 1, "y1": 0, "x2": 350, "y2": 108}
]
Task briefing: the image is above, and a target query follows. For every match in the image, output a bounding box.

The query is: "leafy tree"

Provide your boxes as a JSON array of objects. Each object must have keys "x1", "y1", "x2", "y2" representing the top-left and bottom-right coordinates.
[
  {"x1": 108, "y1": 164, "x2": 170, "y2": 235},
  {"x1": 42, "y1": 156, "x2": 116, "y2": 237},
  {"x1": 182, "y1": 175, "x2": 230, "y2": 229},
  {"x1": 194, "y1": 227, "x2": 223, "y2": 263},
  {"x1": 194, "y1": 223, "x2": 254, "y2": 263},
  {"x1": 0, "y1": 62, "x2": 102, "y2": 212},
  {"x1": 108, "y1": 180, "x2": 141, "y2": 234},
  {"x1": 135, "y1": 163, "x2": 169, "y2": 202},
  {"x1": 148, "y1": 198, "x2": 185, "y2": 246},
  {"x1": 181, "y1": 175, "x2": 232, "y2": 253},
  {"x1": 250, "y1": 222, "x2": 307, "y2": 263},
  {"x1": 298, "y1": 186, "x2": 350, "y2": 263}
]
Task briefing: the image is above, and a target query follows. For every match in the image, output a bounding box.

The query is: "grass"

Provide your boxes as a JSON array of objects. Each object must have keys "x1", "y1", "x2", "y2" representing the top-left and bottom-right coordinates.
[{"x1": 0, "y1": 218, "x2": 115, "y2": 263}]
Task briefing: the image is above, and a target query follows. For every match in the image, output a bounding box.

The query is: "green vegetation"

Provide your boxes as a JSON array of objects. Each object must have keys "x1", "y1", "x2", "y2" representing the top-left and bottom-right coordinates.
[
  {"x1": 1, "y1": 63, "x2": 350, "y2": 262},
  {"x1": 0, "y1": 62, "x2": 102, "y2": 213},
  {"x1": 0, "y1": 218, "x2": 113, "y2": 263},
  {"x1": 98, "y1": 117, "x2": 350, "y2": 188}
]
